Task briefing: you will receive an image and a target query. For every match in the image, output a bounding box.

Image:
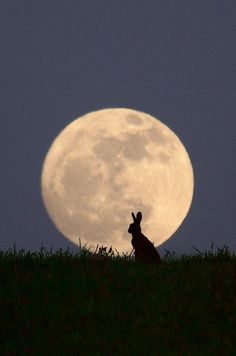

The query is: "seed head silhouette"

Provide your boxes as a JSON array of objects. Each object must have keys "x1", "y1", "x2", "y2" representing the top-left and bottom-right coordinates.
[{"x1": 128, "y1": 211, "x2": 161, "y2": 263}]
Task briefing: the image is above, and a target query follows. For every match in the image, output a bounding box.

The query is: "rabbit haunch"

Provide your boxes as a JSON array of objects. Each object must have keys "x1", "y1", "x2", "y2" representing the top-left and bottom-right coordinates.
[{"x1": 128, "y1": 212, "x2": 160, "y2": 263}]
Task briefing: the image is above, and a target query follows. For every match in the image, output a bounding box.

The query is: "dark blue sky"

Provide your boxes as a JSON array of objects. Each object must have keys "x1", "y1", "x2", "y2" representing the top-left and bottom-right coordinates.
[{"x1": 1, "y1": 1, "x2": 235, "y2": 257}]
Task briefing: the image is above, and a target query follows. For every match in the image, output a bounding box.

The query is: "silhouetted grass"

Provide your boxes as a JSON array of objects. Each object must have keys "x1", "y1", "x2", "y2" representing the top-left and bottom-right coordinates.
[{"x1": 0, "y1": 240, "x2": 236, "y2": 355}]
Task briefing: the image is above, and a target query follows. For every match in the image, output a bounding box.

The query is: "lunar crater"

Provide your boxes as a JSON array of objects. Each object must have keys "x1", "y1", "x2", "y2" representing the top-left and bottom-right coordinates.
[
  {"x1": 93, "y1": 131, "x2": 153, "y2": 162},
  {"x1": 125, "y1": 114, "x2": 143, "y2": 125}
]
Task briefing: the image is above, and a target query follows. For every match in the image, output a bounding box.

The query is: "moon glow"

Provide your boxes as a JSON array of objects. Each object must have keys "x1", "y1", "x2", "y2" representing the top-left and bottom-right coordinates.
[{"x1": 41, "y1": 108, "x2": 194, "y2": 254}]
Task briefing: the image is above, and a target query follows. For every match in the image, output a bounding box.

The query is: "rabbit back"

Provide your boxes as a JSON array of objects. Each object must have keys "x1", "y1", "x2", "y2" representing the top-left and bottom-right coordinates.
[{"x1": 132, "y1": 233, "x2": 160, "y2": 263}]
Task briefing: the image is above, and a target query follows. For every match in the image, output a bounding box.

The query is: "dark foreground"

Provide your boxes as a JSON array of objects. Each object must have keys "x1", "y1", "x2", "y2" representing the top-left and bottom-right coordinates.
[{"x1": 0, "y1": 244, "x2": 236, "y2": 355}]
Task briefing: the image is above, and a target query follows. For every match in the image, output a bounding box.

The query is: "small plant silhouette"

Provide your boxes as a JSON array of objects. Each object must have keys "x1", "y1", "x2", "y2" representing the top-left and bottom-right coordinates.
[{"x1": 128, "y1": 211, "x2": 161, "y2": 263}]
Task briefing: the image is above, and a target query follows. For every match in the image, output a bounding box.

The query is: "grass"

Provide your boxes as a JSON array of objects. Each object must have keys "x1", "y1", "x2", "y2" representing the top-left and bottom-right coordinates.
[{"x1": 0, "y1": 240, "x2": 236, "y2": 355}]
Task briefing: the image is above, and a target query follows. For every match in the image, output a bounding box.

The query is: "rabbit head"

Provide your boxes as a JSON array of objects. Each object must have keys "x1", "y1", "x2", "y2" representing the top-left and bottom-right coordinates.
[{"x1": 128, "y1": 211, "x2": 142, "y2": 235}]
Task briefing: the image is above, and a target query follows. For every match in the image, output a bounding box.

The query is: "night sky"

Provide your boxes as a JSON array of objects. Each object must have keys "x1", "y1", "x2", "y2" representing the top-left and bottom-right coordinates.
[{"x1": 1, "y1": 1, "x2": 235, "y2": 258}]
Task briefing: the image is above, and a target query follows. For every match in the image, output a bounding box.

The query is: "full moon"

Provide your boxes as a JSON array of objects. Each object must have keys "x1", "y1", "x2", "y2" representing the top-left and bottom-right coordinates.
[{"x1": 41, "y1": 108, "x2": 194, "y2": 254}]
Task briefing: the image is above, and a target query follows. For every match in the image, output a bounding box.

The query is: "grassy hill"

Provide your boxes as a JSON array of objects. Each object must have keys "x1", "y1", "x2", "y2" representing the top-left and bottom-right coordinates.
[{"x1": 0, "y1": 243, "x2": 235, "y2": 355}]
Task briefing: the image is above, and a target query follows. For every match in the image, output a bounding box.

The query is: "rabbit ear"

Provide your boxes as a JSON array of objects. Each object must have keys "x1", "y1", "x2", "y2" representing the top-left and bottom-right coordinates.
[
  {"x1": 131, "y1": 212, "x2": 136, "y2": 221},
  {"x1": 136, "y1": 211, "x2": 142, "y2": 224}
]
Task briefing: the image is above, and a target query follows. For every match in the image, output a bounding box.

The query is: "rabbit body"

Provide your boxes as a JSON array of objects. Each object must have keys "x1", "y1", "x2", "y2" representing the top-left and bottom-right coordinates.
[{"x1": 128, "y1": 212, "x2": 160, "y2": 263}]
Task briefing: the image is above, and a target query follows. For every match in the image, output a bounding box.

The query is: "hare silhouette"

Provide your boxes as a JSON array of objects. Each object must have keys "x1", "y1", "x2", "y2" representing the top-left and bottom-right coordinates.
[{"x1": 128, "y1": 212, "x2": 160, "y2": 263}]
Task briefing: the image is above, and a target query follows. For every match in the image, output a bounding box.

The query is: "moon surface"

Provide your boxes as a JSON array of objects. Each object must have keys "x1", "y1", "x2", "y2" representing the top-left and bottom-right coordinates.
[{"x1": 41, "y1": 108, "x2": 194, "y2": 254}]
